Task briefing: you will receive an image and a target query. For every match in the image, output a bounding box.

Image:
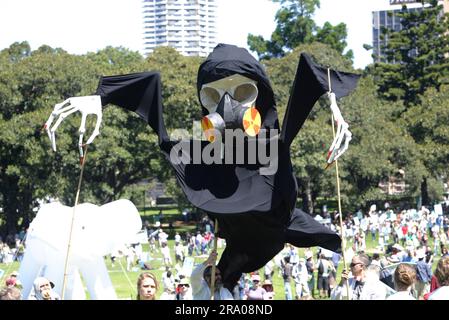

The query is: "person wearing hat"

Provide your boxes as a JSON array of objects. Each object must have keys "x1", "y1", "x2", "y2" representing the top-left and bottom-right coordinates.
[
  {"x1": 244, "y1": 274, "x2": 267, "y2": 300},
  {"x1": 28, "y1": 277, "x2": 60, "y2": 300},
  {"x1": 261, "y1": 279, "x2": 275, "y2": 300},
  {"x1": 175, "y1": 278, "x2": 193, "y2": 300},
  {"x1": 10, "y1": 271, "x2": 19, "y2": 277},
  {"x1": 388, "y1": 244, "x2": 405, "y2": 263}
]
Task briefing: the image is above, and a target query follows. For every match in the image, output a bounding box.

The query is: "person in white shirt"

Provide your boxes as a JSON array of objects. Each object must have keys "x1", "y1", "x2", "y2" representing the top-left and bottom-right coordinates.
[
  {"x1": 174, "y1": 232, "x2": 181, "y2": 244},
  {"x1": 161, "y1": 242, "x2": 172, "y2": 266},
  {"x1": 292, "y1": 258, "x2": 311, "y2": 299},
  {"x1": 331, "y1": 254, "x2": 371, "y2": 300},
  {"x1": 160, "y1": 268, "x2": 176, "y2": 300},
  {"x1": 264, "y1": 259, "x2": 274, "y2": 281},
  {"x1": 357, "y1": 264, "x2": 391, "y2": 300},
  {"x1": 387, "y1": 263, "x2": 416, "y2": 300},
  {"x1": 176, "y1": 278, "x2": 193, "y2": 300},
  {"x1": 158, "y1": 229, "x2": 169, "y2": 246},
  {"x1": 191, "y1": 250, "x2": 234, "y2": 300},
  {"x1": 174, "y1": 242, "x2": 185, "y2": 265}
]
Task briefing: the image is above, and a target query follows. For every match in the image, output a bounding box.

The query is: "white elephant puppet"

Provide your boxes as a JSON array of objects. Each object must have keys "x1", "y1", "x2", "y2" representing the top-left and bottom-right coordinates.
[{"x1": 19, "y1": 199, "x2": 142, "y2": 300}]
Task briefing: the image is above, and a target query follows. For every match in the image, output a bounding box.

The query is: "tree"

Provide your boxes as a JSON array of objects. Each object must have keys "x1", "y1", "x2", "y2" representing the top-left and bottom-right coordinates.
[
  {"x1": 401, "y1": 85, "x2": 449, "y2": 204},
  {"x1": 373, "y1": 0, "x2": 449, "y2": 106},
  {"x1": 0, "y1": 44, "x2": 164, "y2": 235},
  {"x1": 371, "y1": 0, "x2": 449, "y2": 205},
  {"x1": 0, "y1": 45, "x2": 96, "y2": 235},
  {"x1": 340, "y1": 76, "x2": 426, "y2": 209},
  {"x1": 248, "y1": 0, "x2": 353, "y2": 60}
]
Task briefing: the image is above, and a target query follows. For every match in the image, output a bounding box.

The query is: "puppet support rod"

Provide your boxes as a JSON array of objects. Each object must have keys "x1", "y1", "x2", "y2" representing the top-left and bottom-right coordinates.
[
  {"x1": 61, "y1": 145, "x2": 88, "y2": 300},
  {"x1": 327, "y1": 68, "x2": 350, "y2": 300},
  {"x1": 210, "y1": 219, "x2": 219, "y2": 300},
  {"x1": 331, "y1": 117, "x2": 350, "y2": 300}
]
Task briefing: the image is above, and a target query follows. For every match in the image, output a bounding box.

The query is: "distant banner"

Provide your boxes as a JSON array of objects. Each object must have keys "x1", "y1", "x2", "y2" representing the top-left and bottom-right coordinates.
[
  {"x1": 390, "y1": 0, "x2": 421, "y2": 5},
  {"x1": 435, "y1": 204, "x2": 443, "y2": 216},
  {"x1": 182, "y1": 257, "x2": 195, "y2": 277}
]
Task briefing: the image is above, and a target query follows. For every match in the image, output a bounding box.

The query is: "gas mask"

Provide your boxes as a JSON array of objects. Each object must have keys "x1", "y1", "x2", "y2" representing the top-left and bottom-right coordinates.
[{"x1": 200, "y1": 74, "x2": 261, "y2": 142}]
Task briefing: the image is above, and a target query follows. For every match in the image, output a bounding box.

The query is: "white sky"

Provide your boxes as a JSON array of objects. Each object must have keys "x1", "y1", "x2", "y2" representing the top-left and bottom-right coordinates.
[{"x1": 0, "y1": 0, "x2": 411, "y2": 69}]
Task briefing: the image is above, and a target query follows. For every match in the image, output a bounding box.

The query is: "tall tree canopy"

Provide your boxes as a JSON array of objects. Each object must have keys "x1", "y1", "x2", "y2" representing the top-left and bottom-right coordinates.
[
  {"x1": 247, "y1": 0, "x2": 353, "y2": 60},
  {"x1": 0, "y1": 42, "x2": 99, "y2": 234},
  {"x1": 373, "y1": 0, "x2": 449, "y2": 106}
]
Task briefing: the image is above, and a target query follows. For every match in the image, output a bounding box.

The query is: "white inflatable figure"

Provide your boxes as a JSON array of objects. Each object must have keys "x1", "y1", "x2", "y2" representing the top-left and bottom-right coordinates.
[
  {"x1": 44, "y1": 95, "x2": 102, "y2": 160},
  {"x1": 326, "y1": 92, "x2": 352, "y2": 166},
  {"x1": 18, "y1": 199, "x2": 142, "y2": 300}
]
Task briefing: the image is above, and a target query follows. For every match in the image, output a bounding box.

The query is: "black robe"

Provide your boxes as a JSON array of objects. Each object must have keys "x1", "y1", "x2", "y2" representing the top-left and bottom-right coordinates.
[{"x1": 95, "y1": 43, "x2": 360, "y2": 288}]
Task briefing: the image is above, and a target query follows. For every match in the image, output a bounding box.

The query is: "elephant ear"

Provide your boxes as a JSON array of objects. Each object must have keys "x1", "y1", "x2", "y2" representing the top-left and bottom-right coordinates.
[{"x1": 27, "y1": 202, "x2": 73, "y2": 253}]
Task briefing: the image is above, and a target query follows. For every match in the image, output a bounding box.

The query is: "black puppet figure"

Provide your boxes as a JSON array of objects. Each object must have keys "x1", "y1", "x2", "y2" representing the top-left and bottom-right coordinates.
[{"x1": 46, "y1": 44, "x2": 360, "y2": 290}]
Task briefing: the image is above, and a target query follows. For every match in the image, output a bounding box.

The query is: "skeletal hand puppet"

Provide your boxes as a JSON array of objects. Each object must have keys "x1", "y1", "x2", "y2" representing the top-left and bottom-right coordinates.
[
  {"x1": 45, "y1": 44, "x2": 360, "y2": 289},
  {"x1": 44, "y1": 95, "x2": 102, "y2": 161},
  {"x1": 326, "y1": 92, "x2": 352, "y2": 166}
]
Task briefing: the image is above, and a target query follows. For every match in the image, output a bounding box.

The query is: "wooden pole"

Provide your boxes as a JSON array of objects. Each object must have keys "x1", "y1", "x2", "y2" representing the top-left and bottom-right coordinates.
[
  {"x1": 210, "y1": 219, "x2": 219, "y2": 300},
  {"x1": 331, "y1": 120, "x2": 351, "y2": 299},
  {"x1": 61, "y1": 145, "x2": 88, "y2": 300},
  {"x1": 328, "y1": 68, "x2": 350, "y2": 299}
]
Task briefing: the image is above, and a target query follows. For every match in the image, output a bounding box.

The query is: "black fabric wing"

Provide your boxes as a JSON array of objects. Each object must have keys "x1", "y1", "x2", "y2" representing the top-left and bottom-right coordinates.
[
  {"x1": 95, "y1": 72, "x2": 169, "y2": 147},
  {"x1": 280, "y1": 53, "x2": 360, "y2": 148},
  {"x1": 286, "y1": 208, "x2": 341, "y2": 252}
]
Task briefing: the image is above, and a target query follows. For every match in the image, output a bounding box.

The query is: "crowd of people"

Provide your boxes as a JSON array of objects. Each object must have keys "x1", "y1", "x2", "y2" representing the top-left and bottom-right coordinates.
[
  {"x1": 0, "y1": 273, "x2": 60, "y2": 300},
  {"x1": 1, "y1": 204, "x2": 448, "y2": 300}
]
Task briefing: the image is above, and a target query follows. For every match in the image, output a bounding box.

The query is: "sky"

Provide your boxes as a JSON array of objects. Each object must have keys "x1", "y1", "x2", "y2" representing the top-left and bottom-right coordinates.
[{"x1": 0, "y1": 0, "x2": 415, "y2": 69}]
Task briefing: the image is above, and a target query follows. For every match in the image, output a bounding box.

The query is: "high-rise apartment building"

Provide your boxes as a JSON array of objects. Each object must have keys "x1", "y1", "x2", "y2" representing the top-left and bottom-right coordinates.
[
  {"x1": 142, "y1": 0, "x2": 218, "y2": 57},
  {"x1": 372, "y1": 0, "x2": 449, "y2": 62}
]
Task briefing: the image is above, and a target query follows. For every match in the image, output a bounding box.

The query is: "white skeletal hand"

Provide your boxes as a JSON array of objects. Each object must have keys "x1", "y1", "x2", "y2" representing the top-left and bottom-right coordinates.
[
  {"x1": 326, "y1": 92, "x2": 352, "y2": 166},
  {"x1": 44, "y1": 95, "x2": 102, "y2": 158}
]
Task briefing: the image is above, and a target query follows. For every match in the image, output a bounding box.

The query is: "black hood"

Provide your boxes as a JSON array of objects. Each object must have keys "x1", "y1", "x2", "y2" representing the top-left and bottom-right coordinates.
[{"x1": 197, "y1": 43, "x2": 279, "y2": 130}]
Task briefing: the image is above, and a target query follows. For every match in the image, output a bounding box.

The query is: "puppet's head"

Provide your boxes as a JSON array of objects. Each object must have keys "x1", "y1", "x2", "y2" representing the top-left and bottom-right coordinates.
[{"x1": 197, "y1": 44, "x2": 279, "y2": 141}]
